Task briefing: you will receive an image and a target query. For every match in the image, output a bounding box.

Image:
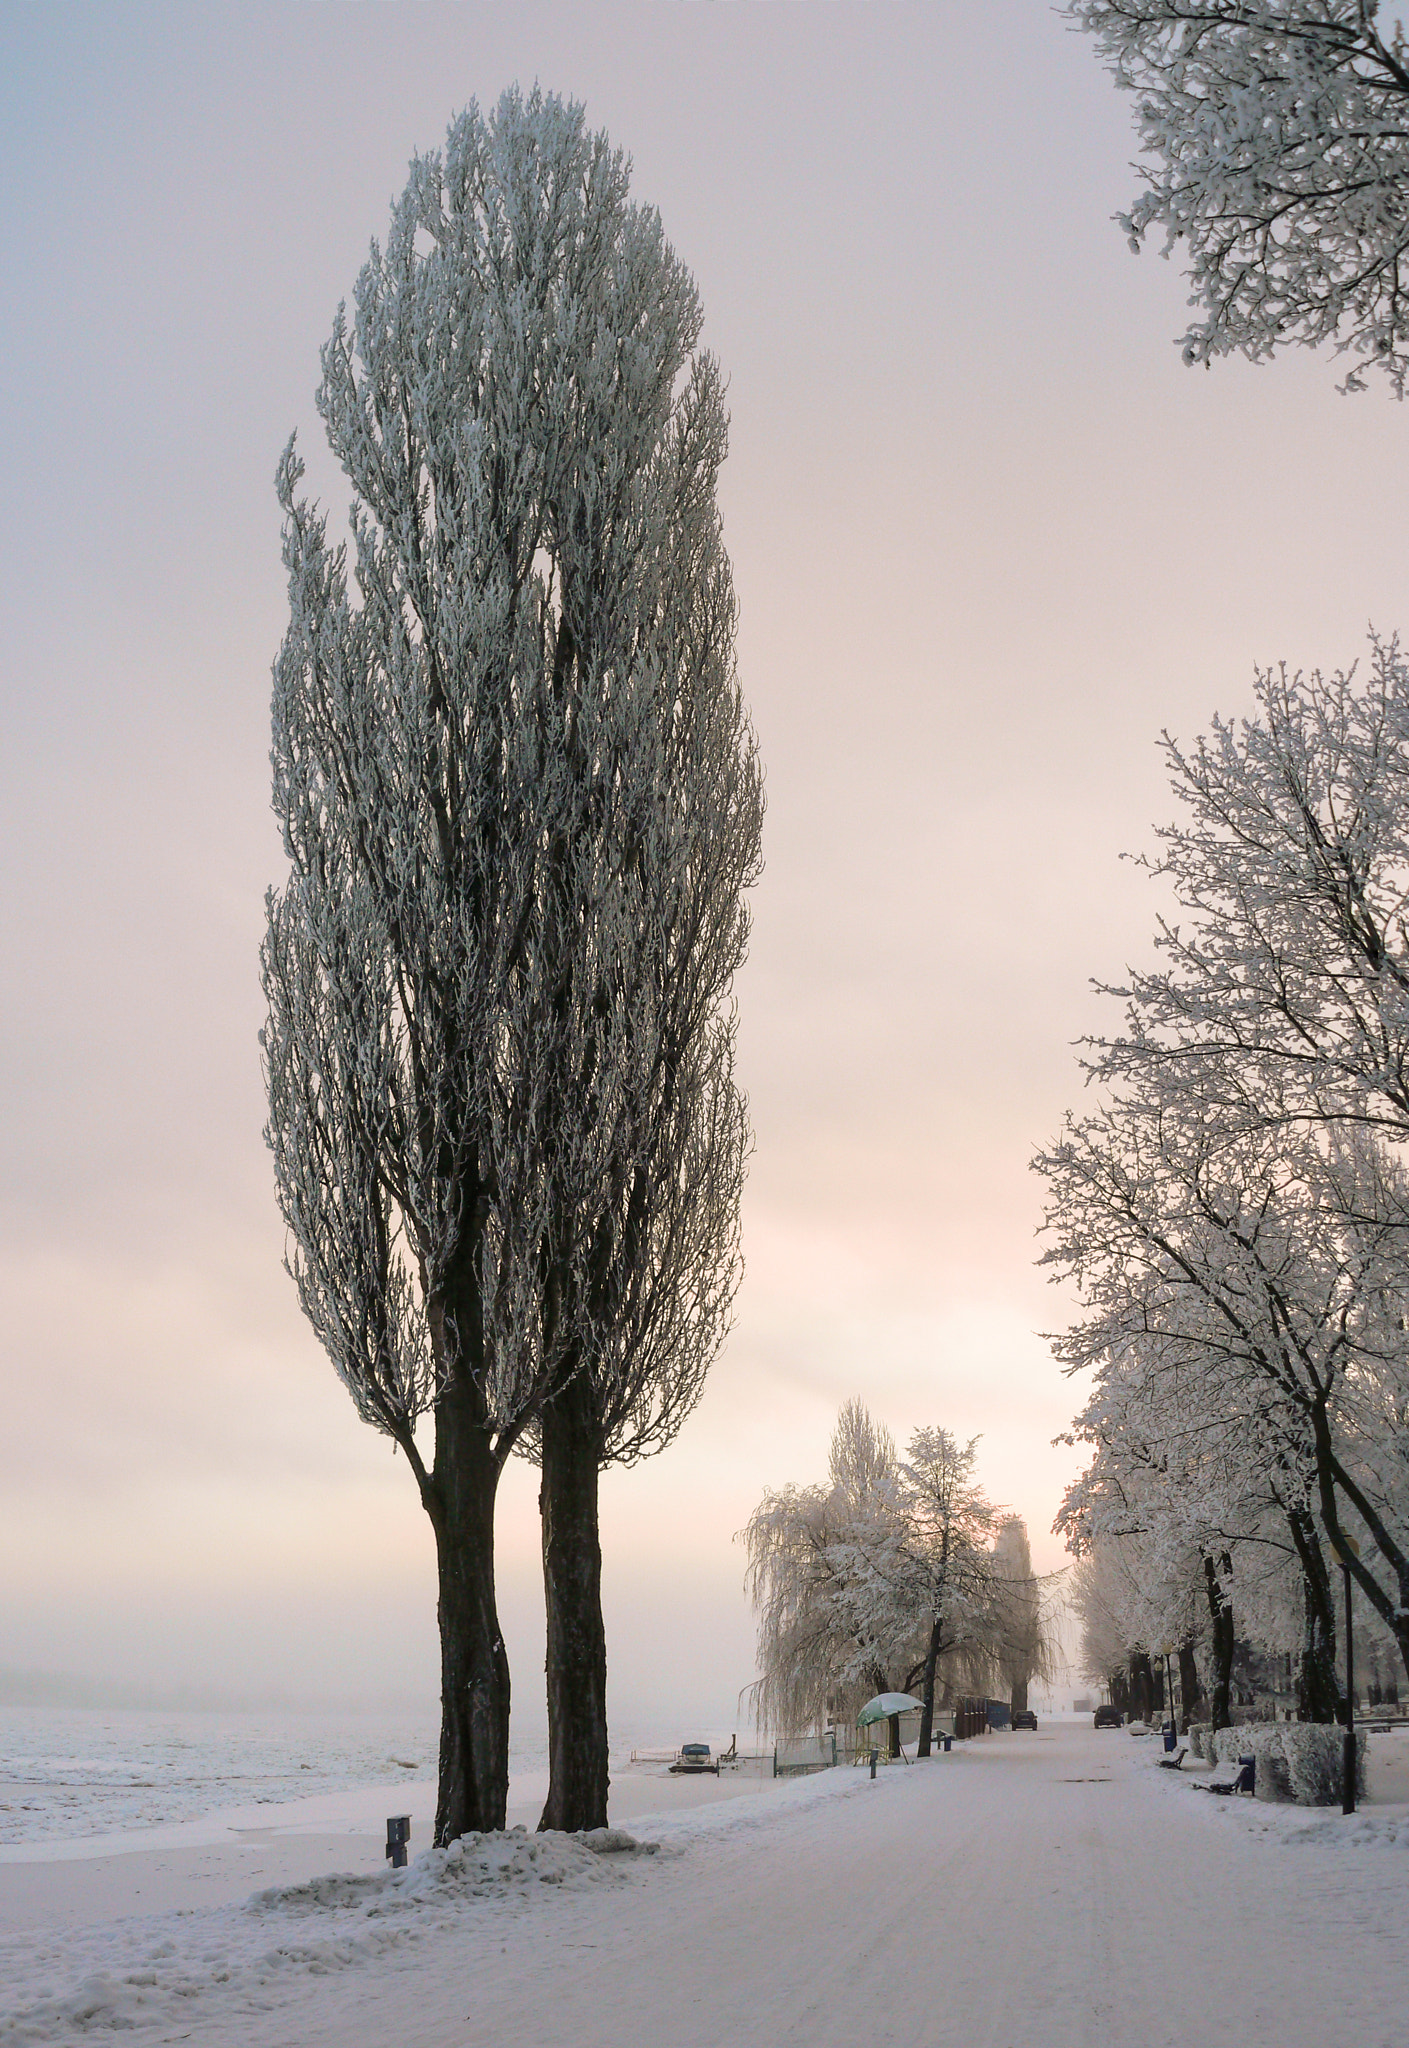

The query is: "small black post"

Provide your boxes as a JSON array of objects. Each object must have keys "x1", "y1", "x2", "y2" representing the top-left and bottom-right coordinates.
[
  {"x1": 386, "y1": 1815, "x2": 411, "y2": 1869},
  {"x1": 869, "y1": 1747, "x2": 878, "y2": 1780},
  {"x1": 1342, "y1": 1554, "x2": 1357, "y2": 1817}
]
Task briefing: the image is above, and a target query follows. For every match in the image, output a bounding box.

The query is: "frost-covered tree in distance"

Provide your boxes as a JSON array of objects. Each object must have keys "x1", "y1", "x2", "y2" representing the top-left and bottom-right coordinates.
[
  {"x1": 1059, "y1": 1360, "x2": 1335, "y2": 1727},
  {"x1": 1044, "y1": 1095, "x2": 1339, "y2": 1707},
  {"x1": 1069, "y1": 1, "x2": 1409, "y2": 391},
  {"x1": 742, "y1": 1404, "x2": 919, "y2": 1751},
  {"x1": 992, "y1": 1516, "x2": 1043, "y2": 1720},
  {"x1": 262, "y1": 88, "x2": 760, "y2": 1842},
  {"x1": 1039, "y1": 1064, "x2": 1409, "y2": 1688},
  {"x1": 1072, "y1": 1544, "x2": 1141, "y2": 1713},
  {"x1": 743, "y1": 1404, "x2": 1044, "y2": 1757},
  {"x1": 898, "y1": 1430, "x2": 1005, "y2": 1756}
]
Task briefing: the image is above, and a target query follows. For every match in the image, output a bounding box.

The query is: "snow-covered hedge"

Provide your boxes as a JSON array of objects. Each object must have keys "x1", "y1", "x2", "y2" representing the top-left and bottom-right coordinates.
[
  {"x1": 1201, "y1": 1722, "x2": 1366, "y2": 1803},
  {"x1": 1244, "y1": 1725, "x2": 1293, "y2": 1802},
  {"x1": 1280, "y1": 1725, "x2": 1367, "y2": 1806}
]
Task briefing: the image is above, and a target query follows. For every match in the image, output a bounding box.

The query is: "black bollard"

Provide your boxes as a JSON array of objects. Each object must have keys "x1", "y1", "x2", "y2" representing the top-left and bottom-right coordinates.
[
  {"x1": 869, "y1": 1748, "x2": 878, "y2": 1780},
  {"x1": 386, "y1": 1815, "x2": 411, "y2": 1869}
]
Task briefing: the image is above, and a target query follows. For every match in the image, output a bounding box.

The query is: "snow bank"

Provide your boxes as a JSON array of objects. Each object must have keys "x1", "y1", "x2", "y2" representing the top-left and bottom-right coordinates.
[
  {"x1": 250, "y1": 1824, "x2": 659, "y2": 1915},
  {"x1": 1286, "y1": 1809, "x2": 1409, "y2": 1851},
  {"x1": 0, "y1": 1827, "x2": 658, "y2": 2043}
]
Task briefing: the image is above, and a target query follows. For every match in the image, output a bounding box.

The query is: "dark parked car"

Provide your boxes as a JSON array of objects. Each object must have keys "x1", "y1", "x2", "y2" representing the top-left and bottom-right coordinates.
[
  {"x1": 1093, "y1": 1703, "x2": 1122, "y2": 1729},
  {"x1": 1011, "y1": 1709, "x2": 1038, "y2": 1731}
]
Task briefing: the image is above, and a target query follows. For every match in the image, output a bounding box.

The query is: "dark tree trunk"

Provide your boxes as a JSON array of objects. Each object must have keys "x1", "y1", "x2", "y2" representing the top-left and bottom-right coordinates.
[
  {"x1": 1298, "y1": 1589, "x2": 1341, "y2": 1724},
  {"x1": 916, "y1": 1616, "x2": 945, "y2": 1758},
  {"x1": 538, "y1": 1374, "x2": 609, "y2": 1832},
  {"x1": 1178, "y1": 1642, "x2": 1201, "y2": 1731},
  {"x1": 1308, "y1": 1398, "x2": 1409, "y2": 1691},
  {"x1": 1010, "y1": 1674, "x2": 1029, "y2": 1718},
  {"x1": 887, "y1": 1712, "x2": 902, "y2": 1758},
  {"x1": 1287, "y1": 1506, "x2": 1339, "y2": 1722},
  {"x1": 1129, "y1": 1650, "x2": 1154, "y2": 1723},
  {"x1": 426, "y1": 1388, "x2": 510, "y2": 1843},
  {"x1": 1203, "y1": 1552, "x2": 1235, "y2": 1731}
]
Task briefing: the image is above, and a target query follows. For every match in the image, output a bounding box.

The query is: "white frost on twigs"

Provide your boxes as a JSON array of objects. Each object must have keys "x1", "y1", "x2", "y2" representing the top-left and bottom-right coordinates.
[{"x1": 1070, "y1": 2, "x2": 1409, "y2": 391}]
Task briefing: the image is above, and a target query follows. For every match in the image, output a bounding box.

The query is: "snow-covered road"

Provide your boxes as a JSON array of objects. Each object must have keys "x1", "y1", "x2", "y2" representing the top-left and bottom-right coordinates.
[
  {"x1": 4, "y1": 1723, "x2": 1405, "y2": 2046},
  {"x1": 408, "y1": 1725, "x2": 1404, "y2": 2048}
]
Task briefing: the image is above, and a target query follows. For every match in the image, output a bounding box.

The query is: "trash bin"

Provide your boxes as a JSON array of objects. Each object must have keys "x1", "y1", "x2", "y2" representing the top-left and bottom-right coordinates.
[
  {"x1": 1163, "y1": 1728, "x2": 1177, "y2": 1753},
  {"x1": 941, "y1": 1736, "x2": 953, "y2": 1753}
]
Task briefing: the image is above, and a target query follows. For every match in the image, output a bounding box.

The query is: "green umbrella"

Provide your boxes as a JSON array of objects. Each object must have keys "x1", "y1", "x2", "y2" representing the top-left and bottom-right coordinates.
[{"x1": 856, "y1": 1692, "x2": 924, "y2": 1724}]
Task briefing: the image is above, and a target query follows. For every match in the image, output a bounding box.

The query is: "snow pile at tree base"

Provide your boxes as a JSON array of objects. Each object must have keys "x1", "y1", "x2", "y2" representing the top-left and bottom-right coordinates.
[
  {"x1": 251, "y1": 1824, "x2": 659, "y2": 1915},
  {"x1": 1187, "y1": 1723, "x2": 1365, "y2": 1803}
]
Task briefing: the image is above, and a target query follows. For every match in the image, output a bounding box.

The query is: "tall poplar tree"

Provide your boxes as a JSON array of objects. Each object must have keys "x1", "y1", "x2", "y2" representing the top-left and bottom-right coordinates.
[{"x1": 262, "y1": 88, "x2": 761, "y2": 1842}]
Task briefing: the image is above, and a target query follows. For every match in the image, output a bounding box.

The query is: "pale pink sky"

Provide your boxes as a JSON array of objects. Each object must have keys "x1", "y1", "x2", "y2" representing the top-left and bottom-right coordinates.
[{"x1": 2, "y1": 2, "x2": 1405, "y2": 1731}]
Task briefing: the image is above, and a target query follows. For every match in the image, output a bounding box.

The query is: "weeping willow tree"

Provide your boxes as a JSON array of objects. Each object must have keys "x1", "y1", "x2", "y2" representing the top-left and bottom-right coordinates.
[{"x1": 741, "y1": 1403, "x2": 915, "y2": 1741}]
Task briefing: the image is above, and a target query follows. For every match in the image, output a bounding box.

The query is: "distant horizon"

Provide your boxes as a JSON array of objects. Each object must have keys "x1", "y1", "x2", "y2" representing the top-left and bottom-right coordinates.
[
  {"x1": 0, "y1": 1663, "x2": 438, "y2": 1721},
  {"x1": 0, "y1": 1661, "x2": 1082, "y2": 1732}
]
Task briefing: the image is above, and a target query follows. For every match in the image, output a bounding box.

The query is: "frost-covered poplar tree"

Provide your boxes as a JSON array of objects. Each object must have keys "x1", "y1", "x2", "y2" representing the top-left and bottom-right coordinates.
[
  {"x1": 262, "y1": 88, "x2": 759, "y2": 1842},
  {"x1": 519, "y1": 253, "x2": 762, "y2": 1832},
  {"x1": 992, "y1": 1517, "x2": 1045, "y2": 1720},
  {"x1": 1069, "y1": 2, "x2": 1409, "y2": 390}
]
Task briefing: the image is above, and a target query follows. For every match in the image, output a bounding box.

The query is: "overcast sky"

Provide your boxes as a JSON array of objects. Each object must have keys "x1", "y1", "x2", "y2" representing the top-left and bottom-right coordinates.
[{"x1": 3, "y1": 0, "x2": 1406, "y2": 1736}]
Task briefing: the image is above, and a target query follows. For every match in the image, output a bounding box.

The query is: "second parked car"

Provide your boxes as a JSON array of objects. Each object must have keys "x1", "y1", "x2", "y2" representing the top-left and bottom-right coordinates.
[{"x1": 1093, "y1": 1703, "x2": 1122, "y2": 1729}]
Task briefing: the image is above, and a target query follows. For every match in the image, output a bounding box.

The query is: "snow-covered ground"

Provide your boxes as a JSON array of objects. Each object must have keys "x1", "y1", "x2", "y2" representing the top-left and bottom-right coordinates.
[
  {"x1": 2, "y1": 1721, "x2": 1406, "y2": 2045},
  {"x1": 0, "y1": 1705, "x2": 440, "y2": 1846}
]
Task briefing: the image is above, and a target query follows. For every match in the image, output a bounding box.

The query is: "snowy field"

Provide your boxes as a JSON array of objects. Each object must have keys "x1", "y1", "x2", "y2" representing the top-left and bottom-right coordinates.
[
  {"x1": 0, "y1": 1706, "x2": 444, "y2": 1846},
  {"x1": 1, "y1": 1720, "x2": 1407, "y2": 2045}
]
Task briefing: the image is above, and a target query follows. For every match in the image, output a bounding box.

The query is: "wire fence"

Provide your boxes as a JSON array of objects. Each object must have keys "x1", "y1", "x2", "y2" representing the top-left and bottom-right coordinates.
[{"x1": 772, "y1": 1732, "x2": 838, "y2": 1776}]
